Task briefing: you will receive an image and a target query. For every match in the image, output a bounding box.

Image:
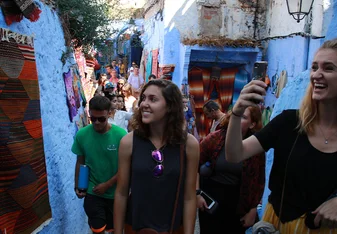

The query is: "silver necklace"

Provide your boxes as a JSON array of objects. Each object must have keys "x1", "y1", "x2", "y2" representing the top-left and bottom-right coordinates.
[{"x1": 318, "y1": 125, "x2": 337, "y2": 144}]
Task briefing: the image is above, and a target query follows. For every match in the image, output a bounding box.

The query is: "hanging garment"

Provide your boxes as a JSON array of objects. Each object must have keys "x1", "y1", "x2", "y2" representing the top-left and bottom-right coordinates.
[
  {"x1": 145, "y1": 51, "x2": 153, "y2": 82},
  {"x1": 275, "y1": 70, "x2": 288, "y2": 98},
  {"x1": 0, "y1": 0, "x2": 41, "y2": 25},
  {"x1": 152, "y1": 49, "x2": 159, "y2": 77}
]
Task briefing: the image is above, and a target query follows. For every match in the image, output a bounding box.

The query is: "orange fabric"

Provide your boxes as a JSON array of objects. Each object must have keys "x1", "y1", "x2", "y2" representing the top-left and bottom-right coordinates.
[
  {"x1": 23, "y1": 119, "x2": 43, "y2": 138},
  {"x1": 265, "y1": 75, "x2": 271, "y2": 86},
  {"x1": 18, "y1": 61, "x2": 38, "y2": 80},
  {"x1": 91, "y1": 224, "x2": 106, "y2": 233}
]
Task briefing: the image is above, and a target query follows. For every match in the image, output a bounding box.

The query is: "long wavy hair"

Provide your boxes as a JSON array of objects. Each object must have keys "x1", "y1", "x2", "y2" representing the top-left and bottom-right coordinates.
[
  {"x1": 298, "y1": 38, "x2": 337, "y2": 134},
  {"x1": 131, "y1": 79, "x2": 187, "y2": 145},
  {"x1": 221, "y1": 106, "x2": 262, "y2": 139}
]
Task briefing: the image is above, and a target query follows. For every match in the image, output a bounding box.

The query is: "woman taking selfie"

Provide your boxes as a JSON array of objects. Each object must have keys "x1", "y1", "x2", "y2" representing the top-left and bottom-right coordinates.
[
  {"x1": 226, "y1": 39, "x2": 337, "y2": 233},
  {"x1": 114, "y1": 79, "x2": 199, "y2": 234},
  {"x1": 198, "y1": 106, "x2": 265, "y2": 234}
]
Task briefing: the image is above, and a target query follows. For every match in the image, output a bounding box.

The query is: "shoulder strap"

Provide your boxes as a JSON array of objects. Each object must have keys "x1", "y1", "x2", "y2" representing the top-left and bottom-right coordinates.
[
  {"x1": 169, "y1": 144, "x2": 184, "y2": 234},
  {"x1": 277, "y1": 133, "x2": 299, "y2": 229}
]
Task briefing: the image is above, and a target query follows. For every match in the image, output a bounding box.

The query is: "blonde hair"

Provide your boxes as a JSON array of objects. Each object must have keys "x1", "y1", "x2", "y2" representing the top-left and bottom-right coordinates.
[
  {"x1": 298, "y1": 38, "x2": 337, "y2": 134},
  {"x1": 122, "y1": 83, "x2": 132, "y2": 96}
]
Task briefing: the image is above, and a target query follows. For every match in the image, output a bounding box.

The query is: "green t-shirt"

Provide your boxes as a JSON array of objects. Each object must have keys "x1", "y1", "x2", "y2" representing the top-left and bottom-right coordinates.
[{"x1": 71, "y1": 124, "x2": 127, "y2": 199}]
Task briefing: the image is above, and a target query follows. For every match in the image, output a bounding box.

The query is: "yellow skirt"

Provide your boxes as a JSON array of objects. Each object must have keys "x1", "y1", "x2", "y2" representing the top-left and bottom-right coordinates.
[{"x1": 263, "y1": 203, "x2": 337, "y2": 234}]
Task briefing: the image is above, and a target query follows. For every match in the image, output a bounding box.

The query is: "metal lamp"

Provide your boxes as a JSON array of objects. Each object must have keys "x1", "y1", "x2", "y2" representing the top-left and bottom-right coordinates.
[{"x1": 286, "y1": 0, "x2": 314, "y2": 23}]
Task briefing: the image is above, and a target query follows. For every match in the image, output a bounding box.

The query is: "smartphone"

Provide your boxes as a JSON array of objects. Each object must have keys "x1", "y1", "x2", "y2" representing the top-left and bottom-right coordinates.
[
  {"x1": 251, "y1": 61, "x2": 268, "y2": 104},
  {"x1": 200, "y1": 191, "x2": 215, "y2": 209},
  {"x1": 252, "y1": 61, "x2": 268, "y2": 82}
]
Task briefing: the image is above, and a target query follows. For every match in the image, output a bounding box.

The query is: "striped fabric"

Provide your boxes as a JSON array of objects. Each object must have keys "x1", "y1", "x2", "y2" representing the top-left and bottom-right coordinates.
[
  {"x1": 188, "y1": 67, "x2": 238, "y2": 138},
  {"x1": 0, "y1": 33, "x2": 51, "y2": 234},
  {"x1": 263, "y1": 203, "x2": 337, "y2": 234}
]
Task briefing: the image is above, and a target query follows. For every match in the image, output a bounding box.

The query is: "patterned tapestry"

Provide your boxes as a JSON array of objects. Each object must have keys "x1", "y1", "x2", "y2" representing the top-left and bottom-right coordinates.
[
  {"x1": 63, "y1": 69, "x2": 78, "y2": 121},
  {"x1": 62, "y1": 66, "x2": 88, "y2": 127},
  {"x1": 188, "y1": 67, "x2": 238, "y2": 139},
  {"x1": 0, "y1": 28, "x2": 51, "y2": 234}
]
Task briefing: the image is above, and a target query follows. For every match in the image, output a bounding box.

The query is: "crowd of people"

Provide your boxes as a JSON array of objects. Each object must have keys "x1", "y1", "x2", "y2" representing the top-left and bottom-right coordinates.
[{"x1": 72, "y1": 38, "x2": 337, "y2": 234}]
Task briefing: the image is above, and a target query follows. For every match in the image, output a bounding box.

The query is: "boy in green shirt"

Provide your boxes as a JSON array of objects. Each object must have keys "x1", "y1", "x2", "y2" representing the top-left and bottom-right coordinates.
[{"x1": 72, "y1": 95, "x2": 127, "y2": 234}]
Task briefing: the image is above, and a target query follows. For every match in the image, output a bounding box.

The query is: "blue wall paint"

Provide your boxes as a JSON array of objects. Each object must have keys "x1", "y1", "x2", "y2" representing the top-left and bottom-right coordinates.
[
  {"x1": 325, "y1": 0, "x2": 337, "y2": 41},
  {"x1": 163, "y1": 27, "x2": 181, "y2": 84},
  {"x1": 261, "y1": 0, "x2": 337, "y2": 217},
  {"x1": 266, "y1": 36, "x2": 310, "y2": 83},
  {"x1": 0, "y1": 2, "x2": 88, "y2": 233}
]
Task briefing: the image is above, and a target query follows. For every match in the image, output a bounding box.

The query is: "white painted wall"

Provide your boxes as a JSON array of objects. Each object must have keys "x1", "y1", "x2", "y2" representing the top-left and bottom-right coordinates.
[
  {"x1": 265, "y1": 0, "x2": 327, "y2": 37},
  {"x1": 141, "y1": 15, "x2": 165, "y2": 64},
  {"x1": 164, "y1": 0, "x2": 260, "y2": 40},
  {"x1": 164, "y1": 0, "x2": 199, "y2": 39}
]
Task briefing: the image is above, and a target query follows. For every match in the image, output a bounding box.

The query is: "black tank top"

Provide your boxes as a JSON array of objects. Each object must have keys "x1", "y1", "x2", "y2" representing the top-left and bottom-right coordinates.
[{"x1": 127, "y1": 133, "x2": 185, "y2": 232}]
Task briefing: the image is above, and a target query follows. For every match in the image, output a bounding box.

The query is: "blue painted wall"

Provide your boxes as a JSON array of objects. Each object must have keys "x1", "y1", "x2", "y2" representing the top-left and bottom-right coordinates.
[
  {"x1": 163, "y1": 27, "x2": 182, "y2": 85},
  {"x1": 0, "y1": 1, "x2": 88, "y2": 233},
  {"x1": 261, "y1": 0, "x2": 337, "y2": 216}
]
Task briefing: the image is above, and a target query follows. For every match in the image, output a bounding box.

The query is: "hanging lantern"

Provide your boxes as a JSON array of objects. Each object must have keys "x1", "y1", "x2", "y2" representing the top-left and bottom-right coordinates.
[{"x1": 286, "y1": 0, "x2": 314, "y2": 23}]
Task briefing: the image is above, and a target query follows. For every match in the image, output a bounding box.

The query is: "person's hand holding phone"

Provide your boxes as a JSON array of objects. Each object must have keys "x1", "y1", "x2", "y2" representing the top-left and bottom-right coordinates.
[
  {"x1": 232, "y1": 80, "x2": 267, "y2": 116},
  {"x1": 197, "y1": 195, "x2": 208, "y2": 211}
]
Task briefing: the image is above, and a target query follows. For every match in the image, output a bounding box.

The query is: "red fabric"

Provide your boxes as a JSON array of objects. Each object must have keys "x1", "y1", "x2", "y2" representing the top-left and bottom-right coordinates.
[
  {"x1": 200, "y1": 129, "x2": 265, "y2": 215},
  {"x1": 151, "y1": 49, "x2": 159, "y2": 77},
  {"x1": 1, "y1": 0, "x2": 41, "y2": 25},
  {"x1": 94, "y1": 59, "x2": 101, "y2": 71},
  {"x1": 218, "y1": 68, "x2": 238, "y2": 111}
]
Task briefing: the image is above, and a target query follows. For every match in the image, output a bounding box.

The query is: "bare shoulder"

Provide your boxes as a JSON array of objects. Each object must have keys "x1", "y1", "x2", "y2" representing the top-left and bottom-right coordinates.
[
  {"x1": 186, "y1": 133, "x2": 199, "y2": 148},
  {"x1": 119, "y1": 132, "x2": 133, "y2": 157},
  {"x1": 185, "y1": 134, "x2": 200, "y2": 159},
  {"x1": 120, "y1": 131, "x2": 133, "y2": 145}
]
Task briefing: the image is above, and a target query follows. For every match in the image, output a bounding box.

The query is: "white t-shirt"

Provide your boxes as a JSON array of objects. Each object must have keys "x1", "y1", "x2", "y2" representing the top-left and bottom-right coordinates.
[
  {"x1": 125, "y1": 96, "x2": 137, "y2": 113},
  {"x1": 108, "y1": 110, "x2": 133, "y2": 131},
  {"x1": 128, "y1": 73, "x2": 144, "y2": 90}
]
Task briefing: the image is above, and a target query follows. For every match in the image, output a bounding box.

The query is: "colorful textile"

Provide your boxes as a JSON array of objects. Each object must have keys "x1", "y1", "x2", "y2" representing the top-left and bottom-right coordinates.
[
  {"x1": 188, "y1": 67, "x2": 237, "y2": 138},
  {"x1": 0, "y1": 29, "x2": 51, "y2": 234},
  {"x1": 158, "y1": 64, "x2": 175, "y2": 80},
  {"x1": 151, "y1": 49, "x2": 159, "y2": 77},
  {"x1": 71, "y1": 66, "x2": 86, "y2": 108},
  {"x1": 63, "y1": 69, "x2": 78, "y2": 121},
  {"x1": 263, "y1": 203, "x2": 337, "y2": 234},
  {"x1": 145, "y1": 51, "x2": 152, "y2": 82},
  {"x1": 0, "y1": 0, "x2": 41, "y2": 25}
]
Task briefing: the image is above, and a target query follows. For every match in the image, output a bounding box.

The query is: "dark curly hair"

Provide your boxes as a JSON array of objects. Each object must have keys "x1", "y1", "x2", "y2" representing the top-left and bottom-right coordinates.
[{"x1": 131, "y1": 79, "x2": 187, "y2": 145}]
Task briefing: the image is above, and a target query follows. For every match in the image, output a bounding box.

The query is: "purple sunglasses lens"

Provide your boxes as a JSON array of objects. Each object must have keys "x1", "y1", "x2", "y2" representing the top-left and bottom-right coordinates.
[
  {"x1": 153, "y1": 164, "x2": 164, "y2": 177},
  {"x1": 152, "y1": 150, "x2": 163, "y2": 162}
]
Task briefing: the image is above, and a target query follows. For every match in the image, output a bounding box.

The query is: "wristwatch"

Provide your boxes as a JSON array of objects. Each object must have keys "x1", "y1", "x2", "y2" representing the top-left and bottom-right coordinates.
[{"x1": 196, "y1": 189, "x2": 202, "y2": 196}]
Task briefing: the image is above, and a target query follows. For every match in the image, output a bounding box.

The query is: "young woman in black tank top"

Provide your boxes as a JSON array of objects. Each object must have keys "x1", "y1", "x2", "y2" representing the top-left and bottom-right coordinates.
[{"x1": 114, "y1": 79, "x2": 200, "y2": 234}]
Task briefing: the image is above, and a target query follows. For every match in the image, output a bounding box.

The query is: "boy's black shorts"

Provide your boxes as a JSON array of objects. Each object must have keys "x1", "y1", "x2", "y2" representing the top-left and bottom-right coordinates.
[{"x1": 84, "y1": 194, "x2": 114, "y2": 233}]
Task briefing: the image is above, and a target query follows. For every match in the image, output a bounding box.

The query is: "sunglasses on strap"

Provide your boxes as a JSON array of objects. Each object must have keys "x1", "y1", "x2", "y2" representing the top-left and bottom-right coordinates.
[{"x1": 151, "y1": 149, "x2": 164, "y2": 177}]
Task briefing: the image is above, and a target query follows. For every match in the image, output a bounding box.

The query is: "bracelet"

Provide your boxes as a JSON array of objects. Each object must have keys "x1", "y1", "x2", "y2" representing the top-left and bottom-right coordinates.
[{"x1": 231, "y1": 110, "x2": 242, "y2": 118}]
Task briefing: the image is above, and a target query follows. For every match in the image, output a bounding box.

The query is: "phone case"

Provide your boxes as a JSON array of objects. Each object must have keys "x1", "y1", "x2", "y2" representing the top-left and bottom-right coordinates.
[{"x1": 201, "y1": 191, "x2": 219, "y2": 215}]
